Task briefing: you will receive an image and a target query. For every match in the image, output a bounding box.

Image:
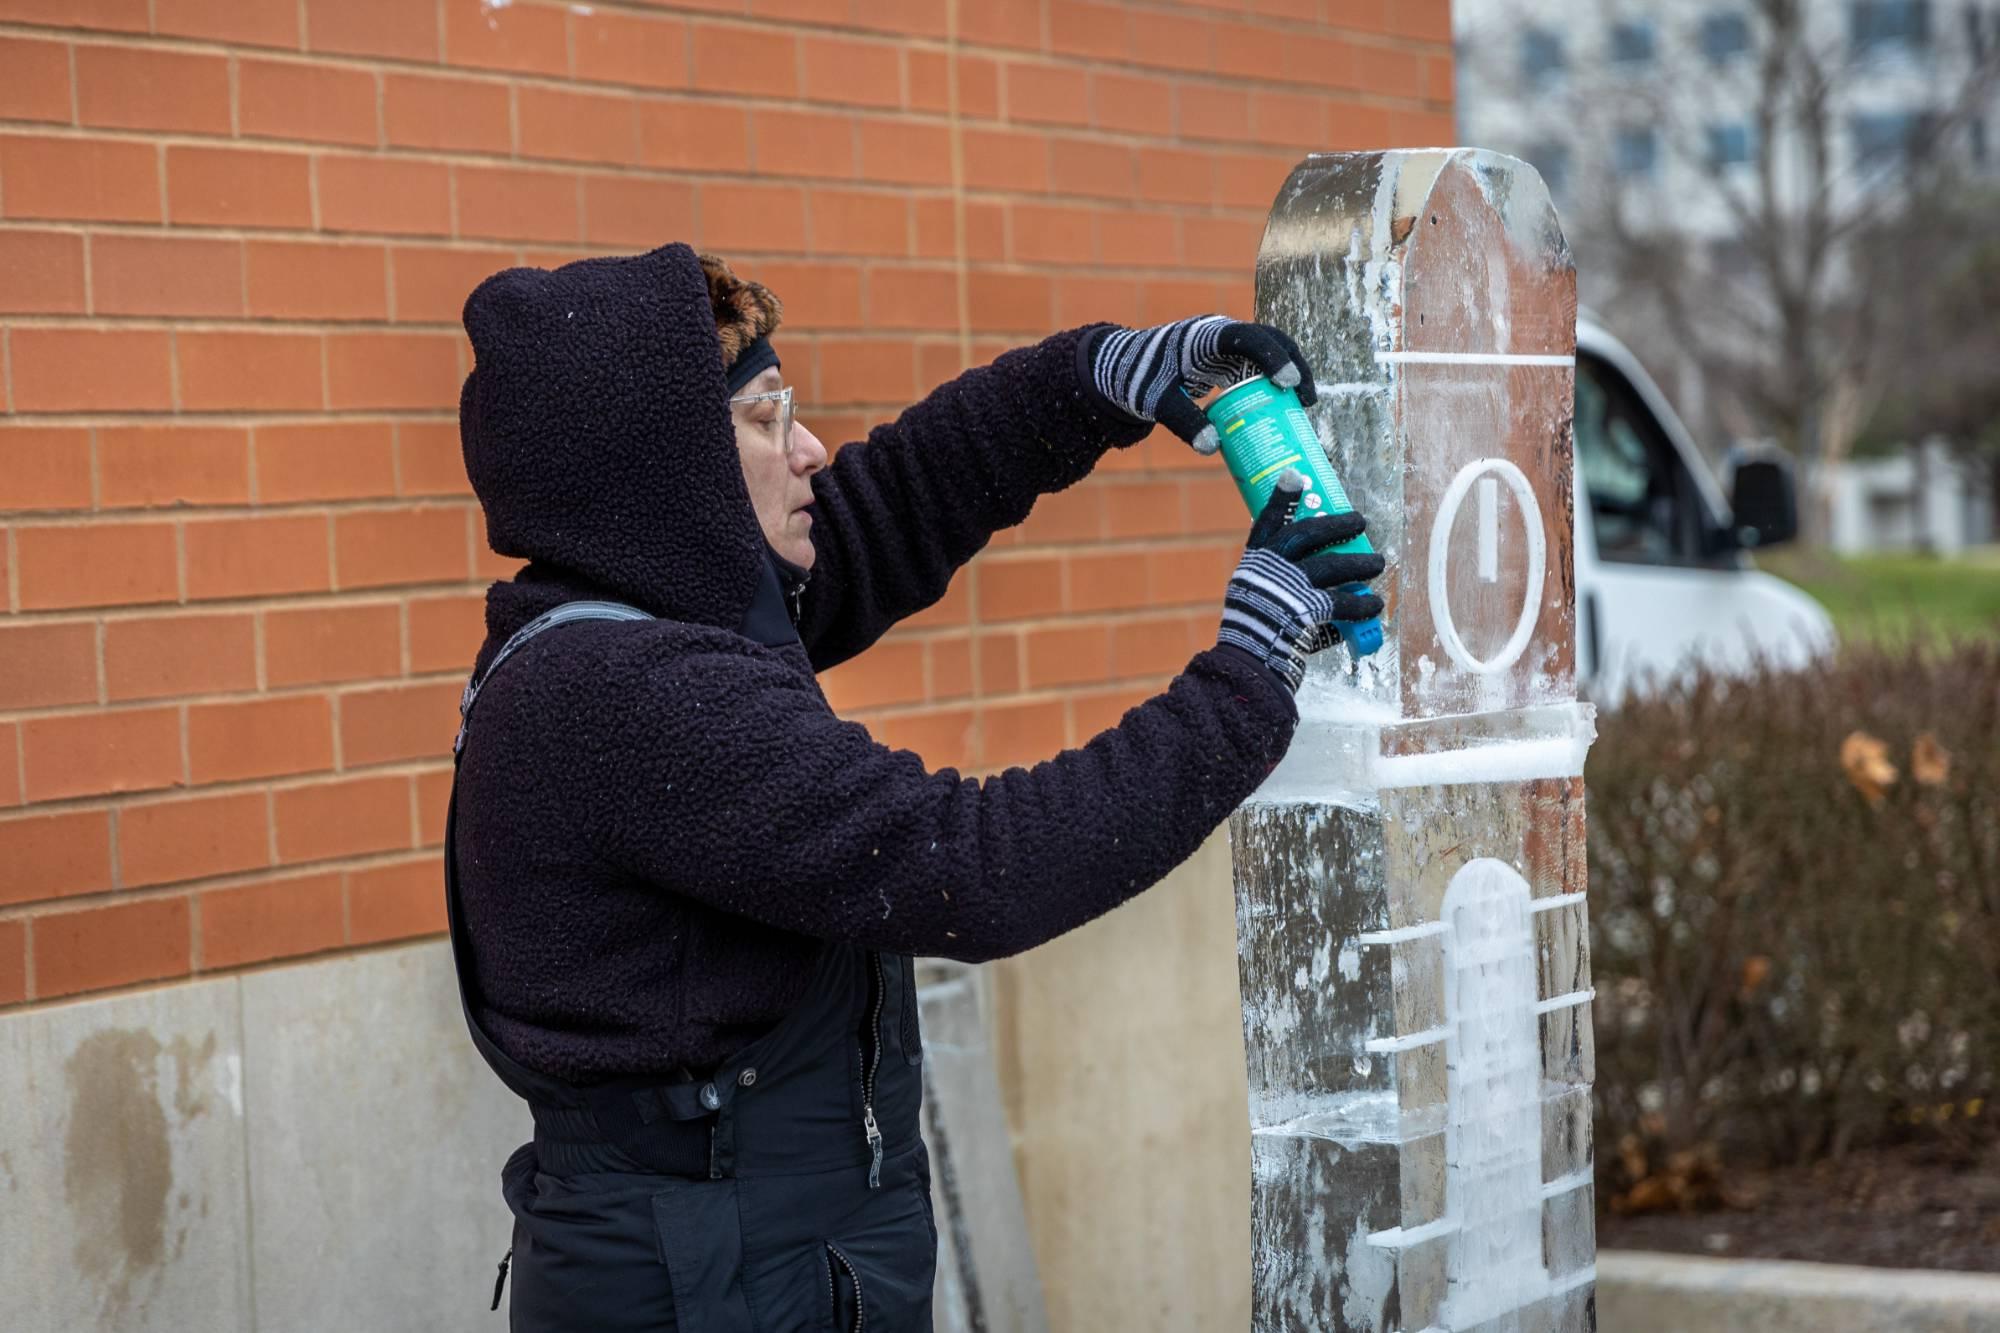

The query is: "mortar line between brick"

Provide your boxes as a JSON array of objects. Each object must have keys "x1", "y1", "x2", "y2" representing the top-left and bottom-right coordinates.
[
  {"x1": 339, "y1": 862, "x2": 354, "y2": 947},
  {"x1": 3, "y1": 83, "x2": 1448, "y2": 169},
  {"x1": 10, "y1": 719, "x2": 25, "y2": 810},
  {"x1": 328, "y1": 694, "x2": 344, "y2": 773},
  {"x1": 0, "y1": 0, "x2": 1448, "y2": 56},
  {"x1": 405, "y1": 774, "x2": 421, "y2": 856},
  {"x1": 264, "y1": 788, "x2": 278, "y2": 868},
  {"x1": 0, "y1": 845, "x2": 450, "y2": 925},
  {"x1": 153, "y1": 139, "x2": 168, "y2": 226},
  {"x1": 252, "y1": 609, "x2": 268, "y2": 692},
  {"x1": 0, "y1": 235, "x2": 1266, "y2": 284}
]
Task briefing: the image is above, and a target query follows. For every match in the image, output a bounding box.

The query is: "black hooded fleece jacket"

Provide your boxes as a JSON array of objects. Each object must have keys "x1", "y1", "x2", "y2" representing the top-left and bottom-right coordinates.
[{"x1": 455, "y1": 243, "x2": 1299, "y2": 1081}]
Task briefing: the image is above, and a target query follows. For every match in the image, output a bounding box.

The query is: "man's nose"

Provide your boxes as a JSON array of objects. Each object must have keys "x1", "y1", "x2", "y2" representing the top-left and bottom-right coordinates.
[{"x1": 792, "y1": 422, "x2": 829, "y2": 472}]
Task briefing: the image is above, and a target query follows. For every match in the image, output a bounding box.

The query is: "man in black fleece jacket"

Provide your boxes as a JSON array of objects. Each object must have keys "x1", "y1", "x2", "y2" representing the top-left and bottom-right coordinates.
[{"x1": 452, "y1": 242, "x2": 1381, "y2": 1329}]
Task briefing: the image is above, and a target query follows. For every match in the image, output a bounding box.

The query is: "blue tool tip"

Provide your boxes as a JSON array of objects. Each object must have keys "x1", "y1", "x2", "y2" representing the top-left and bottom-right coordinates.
[{"x1": 1341, "y1": 619, "x2": 1385, "y2": 659}]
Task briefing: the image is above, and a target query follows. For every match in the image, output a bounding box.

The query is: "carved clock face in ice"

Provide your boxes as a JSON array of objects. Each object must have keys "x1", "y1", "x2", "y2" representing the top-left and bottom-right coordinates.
[{"x1": 1428, "y1": 460, "x2": 1548, "y2": 677}]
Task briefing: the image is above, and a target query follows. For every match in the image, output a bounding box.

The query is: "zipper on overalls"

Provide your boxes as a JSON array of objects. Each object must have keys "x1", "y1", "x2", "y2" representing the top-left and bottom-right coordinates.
[{"x1": 860, "y1": 951, "x2": 885, "y2": 1190}]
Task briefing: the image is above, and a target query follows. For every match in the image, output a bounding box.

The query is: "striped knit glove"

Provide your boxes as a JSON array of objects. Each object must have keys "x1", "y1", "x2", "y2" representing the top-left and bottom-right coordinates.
[
  {"x1": 1219, "y1": 471, "x2": 1386, "y2": 692},
  {"x1": 1086, "y1": 316, "x2": 1317, "y2": 455}
]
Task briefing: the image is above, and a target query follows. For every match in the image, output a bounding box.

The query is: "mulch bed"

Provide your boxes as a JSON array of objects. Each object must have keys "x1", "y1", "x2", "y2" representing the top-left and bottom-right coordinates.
[{"x1": 1597, "y1": 1131, "x2": 2000, "y2": 1272}]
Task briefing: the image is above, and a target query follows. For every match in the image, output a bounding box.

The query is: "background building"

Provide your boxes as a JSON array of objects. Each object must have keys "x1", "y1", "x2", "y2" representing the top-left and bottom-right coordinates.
[
  {"x1": 1454, "y1": 0, "x2": 2000, "y2": 545},
  {"x1": 0, "y1": 3, "x2": 1452, "y2": 1329},
  {"x1": 1457, "y1": 0, "x2": 1994, "y2": 237}
]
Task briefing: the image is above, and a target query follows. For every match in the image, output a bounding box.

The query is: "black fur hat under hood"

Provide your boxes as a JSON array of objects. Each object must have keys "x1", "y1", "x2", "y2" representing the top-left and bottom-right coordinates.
[{"x1": 459, "y1": 243, "x2": 779, "y2": 629}]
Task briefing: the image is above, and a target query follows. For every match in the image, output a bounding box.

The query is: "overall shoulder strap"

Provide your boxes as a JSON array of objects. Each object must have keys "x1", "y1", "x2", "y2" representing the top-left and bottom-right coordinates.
[{"x1": 454, "y1": 599, "x2": 654, "y2": 757}]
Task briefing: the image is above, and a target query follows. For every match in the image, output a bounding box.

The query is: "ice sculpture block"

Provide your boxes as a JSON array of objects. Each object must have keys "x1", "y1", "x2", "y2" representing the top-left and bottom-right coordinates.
[{"x1": 1229, "y1": 150, "x2": 1597, "y2": 1333}]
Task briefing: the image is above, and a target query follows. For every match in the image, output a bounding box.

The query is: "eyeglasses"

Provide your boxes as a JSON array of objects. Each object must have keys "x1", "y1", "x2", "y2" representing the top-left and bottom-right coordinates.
[{"x1": 727, "y1": 385, "x2": 797, "y2": 458}]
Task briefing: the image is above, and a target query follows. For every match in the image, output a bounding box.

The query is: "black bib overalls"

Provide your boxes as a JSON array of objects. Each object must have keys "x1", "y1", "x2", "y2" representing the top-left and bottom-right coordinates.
[{"x1": 447, "y1": 601, "x2": 937, "y2": 1331}]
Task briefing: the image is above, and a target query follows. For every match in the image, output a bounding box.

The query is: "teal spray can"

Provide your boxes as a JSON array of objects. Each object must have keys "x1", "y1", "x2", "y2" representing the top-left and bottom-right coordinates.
[{"x1": 1205, "y1": 374, "x2": 1385, "y2": 658}]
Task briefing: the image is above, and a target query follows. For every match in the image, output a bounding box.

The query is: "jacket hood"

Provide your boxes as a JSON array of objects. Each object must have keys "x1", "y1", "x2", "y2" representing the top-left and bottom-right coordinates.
[{"x1": 459, "y1": 242, "x2": 766, "y2": 629}]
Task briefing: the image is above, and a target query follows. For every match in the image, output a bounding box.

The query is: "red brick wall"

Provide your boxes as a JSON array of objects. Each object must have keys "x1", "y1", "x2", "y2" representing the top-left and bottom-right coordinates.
[{"x1": 0, "y1": 0, "x2": 1452, "y2": 1007}]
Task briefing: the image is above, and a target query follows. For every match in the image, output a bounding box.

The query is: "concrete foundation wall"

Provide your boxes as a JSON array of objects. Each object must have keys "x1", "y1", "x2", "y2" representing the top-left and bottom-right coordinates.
[
  {"x1": 990, "y1": 830, "x2": 1253, "y2": 1333},
  {"x1": 0, "y1": 944, "x2": 525, "y2": 1333},
  {"x1": 0, "y1": 837, "x2": 1250, "y2": 1332}
]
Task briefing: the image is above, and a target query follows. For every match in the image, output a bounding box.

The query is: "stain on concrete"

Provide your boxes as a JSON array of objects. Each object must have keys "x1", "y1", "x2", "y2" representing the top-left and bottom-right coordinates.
[
  {"x1": 167, "y1": 1032, "x2": 218, "y2": 1123},
  {"x1": 63, "y1": 1029, "x2": 172, "y2": 1317}
]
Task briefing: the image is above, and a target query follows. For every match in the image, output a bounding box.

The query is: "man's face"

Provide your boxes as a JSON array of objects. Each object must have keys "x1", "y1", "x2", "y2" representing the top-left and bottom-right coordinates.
[{"x1": 731, "y1": 367, "x2": 827, "y2": 570}]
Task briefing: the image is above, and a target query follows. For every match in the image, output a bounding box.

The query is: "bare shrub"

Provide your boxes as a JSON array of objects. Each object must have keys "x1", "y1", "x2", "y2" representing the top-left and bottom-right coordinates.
[{"x1": 1589, "y1": 638, "x2": 2000, "y2": 1208}]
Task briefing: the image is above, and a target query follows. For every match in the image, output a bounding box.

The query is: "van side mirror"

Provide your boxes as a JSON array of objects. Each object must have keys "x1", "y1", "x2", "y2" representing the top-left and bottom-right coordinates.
[{"x1": 1728, "y1": 455, "x2": 1799, "y2": 550}]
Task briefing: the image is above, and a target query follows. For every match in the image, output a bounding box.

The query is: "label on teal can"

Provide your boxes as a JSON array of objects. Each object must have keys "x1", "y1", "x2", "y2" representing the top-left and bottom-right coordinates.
[{"x1": 1205, "y1": 374, "x2": 1384, "y2": 658}]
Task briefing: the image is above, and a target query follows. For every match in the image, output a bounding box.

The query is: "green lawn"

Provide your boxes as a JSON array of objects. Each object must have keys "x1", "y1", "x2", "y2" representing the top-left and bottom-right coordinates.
[{"x1": 1758, "y1": 546, "x2": 2000, "y2": 648}]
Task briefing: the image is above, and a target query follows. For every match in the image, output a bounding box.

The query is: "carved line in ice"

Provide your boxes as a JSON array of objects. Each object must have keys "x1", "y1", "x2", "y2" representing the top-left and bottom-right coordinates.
[
  {"x1": 1369, "y1": 738, "x2": 1582, "y2": 789},
  {"x1": 1477, "y1": 477, "x2": 1499, "y2": 582},
  {"x1": 1534, "y1": 988, "x2": 1595, "y2": 1015},
  {"x1": 1367, "y1": 1215, "x2": 1457, "y2": 1249},
  {"x1": 1368, "y1": 1170, "x2": 1594, "y2": 1248},
  {"x1": 1363, "y1": 891, "x2": 1585, "y2": 945},
  {"x1": 1356, "y1": 920, "x2": 1451, "y2": 945},
  {"x1": 1427, "y1": 458, "x2": 1547, "y2": 677},
  {"x1": 1364, "y1": 1025, "x2": 1449, "y2": 1054},
  {"x1": 1376, "y1": 351, "x2": 1576, "y2": 366},
  {"x1": 1439, "y1": 857, "x2": 1550, "y2": 1328},
  {"x1": 1540, "y1": 1168, "x2": 1593, "y2": 1200}
]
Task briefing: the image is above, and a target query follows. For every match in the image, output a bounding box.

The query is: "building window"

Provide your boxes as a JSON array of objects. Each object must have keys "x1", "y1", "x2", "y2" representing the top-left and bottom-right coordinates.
[
  {"x1": 1524, "y1": 140, "x2": 1573, "y2": 196},
  {"x1": 1614, "y1": 126, "x2": 1659, "y2": 178},
  {"x1": 1611, "y1": 19, "x2": 1657, "y2": 63},
  {"x1": 1521, "y1": 27, "x2": 1566, "y2": 82},
  {"x1": 1851, "y1": 110, "x2": 1933, "y2": 166},
  {"x1": 1706, "y1": 122, "x2": 1756, "y2": 168},
  {"x1": 1699, "y1": 10, "x2": 1752, "y2": 61},
  {"x1": 1851, "y1": 0, "x2": 1931, "y2": 51}
]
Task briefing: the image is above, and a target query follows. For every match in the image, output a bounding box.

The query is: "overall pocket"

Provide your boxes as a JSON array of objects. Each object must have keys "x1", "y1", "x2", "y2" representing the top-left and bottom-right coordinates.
[{"x1": 814, "y1": 1176, "x2": 937, "y2": 1332}]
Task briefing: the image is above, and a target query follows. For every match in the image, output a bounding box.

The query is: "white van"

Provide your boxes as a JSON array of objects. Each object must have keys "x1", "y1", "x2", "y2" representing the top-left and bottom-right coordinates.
[{"x1": 1573, "y1": 314, "x2": 1836, "y2": 701}]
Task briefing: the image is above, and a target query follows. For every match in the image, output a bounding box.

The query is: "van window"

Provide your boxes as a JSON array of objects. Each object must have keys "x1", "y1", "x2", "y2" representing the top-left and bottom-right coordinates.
[{"x1": 1576, "y1": 357, "x2": 1724, "y2": 567}]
